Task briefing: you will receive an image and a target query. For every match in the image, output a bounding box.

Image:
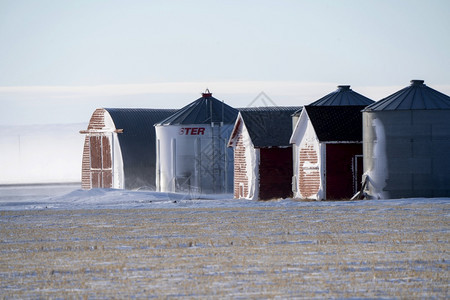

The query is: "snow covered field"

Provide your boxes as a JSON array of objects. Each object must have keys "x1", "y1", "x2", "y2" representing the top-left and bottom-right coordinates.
[{"x1": 0, "y1": 185, "x2": 449, "y2": 298}]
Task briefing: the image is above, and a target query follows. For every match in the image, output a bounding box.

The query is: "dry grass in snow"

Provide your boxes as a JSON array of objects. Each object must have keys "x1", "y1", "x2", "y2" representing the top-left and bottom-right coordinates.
[{"x1": 0, "y1": 201, "x2": 448, "y2": 298}]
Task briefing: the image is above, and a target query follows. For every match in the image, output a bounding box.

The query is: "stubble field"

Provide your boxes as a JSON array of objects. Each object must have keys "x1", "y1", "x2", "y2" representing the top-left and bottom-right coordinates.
[{"x1": 1, "y1": 199, "x2": 448, "y2": 298}]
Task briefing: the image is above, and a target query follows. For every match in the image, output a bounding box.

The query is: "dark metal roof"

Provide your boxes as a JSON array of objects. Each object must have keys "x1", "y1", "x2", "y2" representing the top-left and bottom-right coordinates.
[
  {"x1": 105, "y1": 108, "x2": 177, "y2": 190},
  {"x1": 363, "y1": 80, "x2": 450, "y2": 111},
  {"x1": 238, "y1": 106, "x2": 303, "y2": 117},
  {"x1": 292, "y1": 107, "x2": 303, "y2": 116},
  {"x1": 238, "y1": 106, "x2": 302, "y2": 112},
  {"x1": 305, "y1": 106, "x2": 366, "y2": 142},
  {"x1": 309, "y1": 85, "x2": 374, "y2": 106},
  {"x1": 240, "y1": 107, "x2": 301, "y2": 147},
  {"x1": 156, "y1": 93, "x2": 238, "y2": 125}
]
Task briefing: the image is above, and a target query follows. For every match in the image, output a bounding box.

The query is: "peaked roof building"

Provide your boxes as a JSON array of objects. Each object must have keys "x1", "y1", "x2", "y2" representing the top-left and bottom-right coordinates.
[
  {"x1": 290, "y1": 85, "x2": 372, "y2": 200},
  {"x1": 364, "y1": 80, "x2": 450, "y2": 111},
  {"x1": 309, "y1": 85, "x2": 374, "y2": 106},
  {"x1": 228, "y1": 106, "x2": 300, "y2": 200}
]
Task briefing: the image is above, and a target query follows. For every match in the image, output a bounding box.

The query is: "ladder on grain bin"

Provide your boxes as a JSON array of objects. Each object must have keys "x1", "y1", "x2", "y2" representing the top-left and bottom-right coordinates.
[{"x1": 193, "y1": 96, "x2": 228, "y2": 194}]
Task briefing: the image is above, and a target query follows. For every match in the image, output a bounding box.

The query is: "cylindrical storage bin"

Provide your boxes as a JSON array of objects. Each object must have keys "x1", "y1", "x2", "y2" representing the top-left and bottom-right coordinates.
[
  {"x1": 155, "y1": 91, "x2": 238, "y2": 194},
  {"x1": 362, "y1": 80, "x2": 450, "y2": 199}
]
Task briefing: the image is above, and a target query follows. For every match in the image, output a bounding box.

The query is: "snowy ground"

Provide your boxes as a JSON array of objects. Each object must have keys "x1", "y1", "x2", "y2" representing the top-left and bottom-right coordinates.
[
  {"x1": 2, "y1": 184, "x2": 449, "y2": 211},
  {"x1": 0, "y1": 185, "x2": 449, "y2": 298}
]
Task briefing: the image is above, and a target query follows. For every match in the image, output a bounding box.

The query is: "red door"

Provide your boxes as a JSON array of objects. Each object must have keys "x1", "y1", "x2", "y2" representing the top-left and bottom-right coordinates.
[
  {"x1": 89, "y1": 135, "x2": 112, "y2": 188},
  {"x1": 326, "y1": 144, "x2": 363, "y2": 200}
]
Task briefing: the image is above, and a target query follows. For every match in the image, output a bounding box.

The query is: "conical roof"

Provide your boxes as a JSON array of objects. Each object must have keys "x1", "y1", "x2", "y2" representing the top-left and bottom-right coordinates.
[
  {"x1": 364, "y1": 80, "x2": 450, "y2": 111},
  {"x1": 156, "y1": 91, "x2": 238, "y2": 125},
  {"x1": 309, "y1": 85, "x2": 374, "y2": 106}
]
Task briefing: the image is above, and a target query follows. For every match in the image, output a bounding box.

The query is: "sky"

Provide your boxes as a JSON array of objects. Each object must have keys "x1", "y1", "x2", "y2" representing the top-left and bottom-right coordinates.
[{"x1": 1, "y1": 0, "x2": 449, "y2": 126}]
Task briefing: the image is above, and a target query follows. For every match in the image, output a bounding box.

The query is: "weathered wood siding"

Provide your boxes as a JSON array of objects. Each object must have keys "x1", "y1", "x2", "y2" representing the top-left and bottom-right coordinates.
[
  {"x1": 233, "y1": 134, "x2": 249, "y2": 199},
  {"x1": 81, "y1": 109, "x2": 113, "y2": 190},
  {"x1": 88, "y1": 135, "x2": 112, "y2": 189},
  {"x1": 259, "y1": 147, "x2": 293, "y2": 200},
  {"x1": 298, "y1": 144, "x2": 320, "y2": 199},
  {"x1": 81, "y1": 135, "x2": 91, "y2": 189}
]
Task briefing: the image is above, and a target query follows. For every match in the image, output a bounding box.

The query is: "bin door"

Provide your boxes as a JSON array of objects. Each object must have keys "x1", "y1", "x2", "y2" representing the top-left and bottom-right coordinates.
[{"x1": 89, "y1": 135, "x2": 112, "y2": 188}]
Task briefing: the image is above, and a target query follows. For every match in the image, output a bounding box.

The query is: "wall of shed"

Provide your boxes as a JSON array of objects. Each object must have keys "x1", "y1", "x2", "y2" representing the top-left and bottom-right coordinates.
[
  {"x1": 231, "y1": 122, "x2": 259, "y2": 200},
  {"x1": 291, "y1": 113, "x2": 324, "y2": 200},
  {"x1": 104, "y1": 112, "x2": 124, "y2": 189},
  {"x1": 325, "y1": 143, "x2": 362, "y2": 200},
  {"x1": 291, "y1": 115, "x2": 300, "y2": 194},
  {"x1": 233, "y1": 134, "x2": 250, "y2": 199},
  {"x1": 259, "y1": 147, "x2": 293, "y2": 200},
  {"x1": 298, "y1": 143, "x2": 322, "y2": 199},
  {"x1": 81, "y1": 109, "x2": 123, "y2": 190},
  {"x1": 363, "y1": 110, "x2": 450, "y2": 199},
  {"x1": 82, "y1": 109, "x2": 103, "y2": 189},
  {"x1": 81, "y1": 136, "x2": 91, "y2": 189}
]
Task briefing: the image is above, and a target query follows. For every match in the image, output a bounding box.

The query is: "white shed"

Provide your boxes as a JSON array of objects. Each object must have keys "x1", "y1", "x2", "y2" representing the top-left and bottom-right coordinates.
[{"x1": 228, "y1": 107, "x2": 300, "y2": 200}]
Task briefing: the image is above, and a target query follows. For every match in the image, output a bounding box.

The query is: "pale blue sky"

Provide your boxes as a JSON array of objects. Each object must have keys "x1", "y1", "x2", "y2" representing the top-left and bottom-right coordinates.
[{"x1": 1, "y1": 0, "x2": 449, "y2": 125}]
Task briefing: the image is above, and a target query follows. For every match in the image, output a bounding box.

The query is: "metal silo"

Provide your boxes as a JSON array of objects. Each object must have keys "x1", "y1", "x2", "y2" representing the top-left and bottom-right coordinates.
[
  {"x1": 155, "y1": 91, "x2": 238, "y2": 194},
  {"x1": 362, "y1": 80, "x2": 450, "y2": 199}
]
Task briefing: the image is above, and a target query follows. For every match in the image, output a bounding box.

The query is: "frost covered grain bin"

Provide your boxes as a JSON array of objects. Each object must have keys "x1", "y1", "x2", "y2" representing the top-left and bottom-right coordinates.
[
  {"x1": 290, "y1": 85, "x2": 374, "y2": 200},
  {"x1": 362, "y1": 80, "x2": 450, "y2": 199},
  {"x1": 80, "y1": 108, "x2": 176, "y2": 190},
  {"x1": 228, "y1": 107, "x2": 301, "y2": 200},
  {"x1": 155, "y1": 91, "x2": 238, "y2": 194}
]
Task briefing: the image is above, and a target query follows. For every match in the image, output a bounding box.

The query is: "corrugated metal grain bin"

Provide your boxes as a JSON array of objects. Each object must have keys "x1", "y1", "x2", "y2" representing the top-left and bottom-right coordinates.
[
  {"x1": 155, "y1": 91, "x2": 238, "y2": 194},
  {"x1": 362, "y1": 80, "x2": 450, "y2": 199}
]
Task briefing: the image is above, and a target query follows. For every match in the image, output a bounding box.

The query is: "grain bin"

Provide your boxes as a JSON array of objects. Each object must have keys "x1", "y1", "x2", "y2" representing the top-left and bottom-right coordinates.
[
  {"x1": 155, "y1": 91, "x2": 238, "y2": 194},
  {"x1": 362, "y1": 80, "x2": 450, "y2": 199}
]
